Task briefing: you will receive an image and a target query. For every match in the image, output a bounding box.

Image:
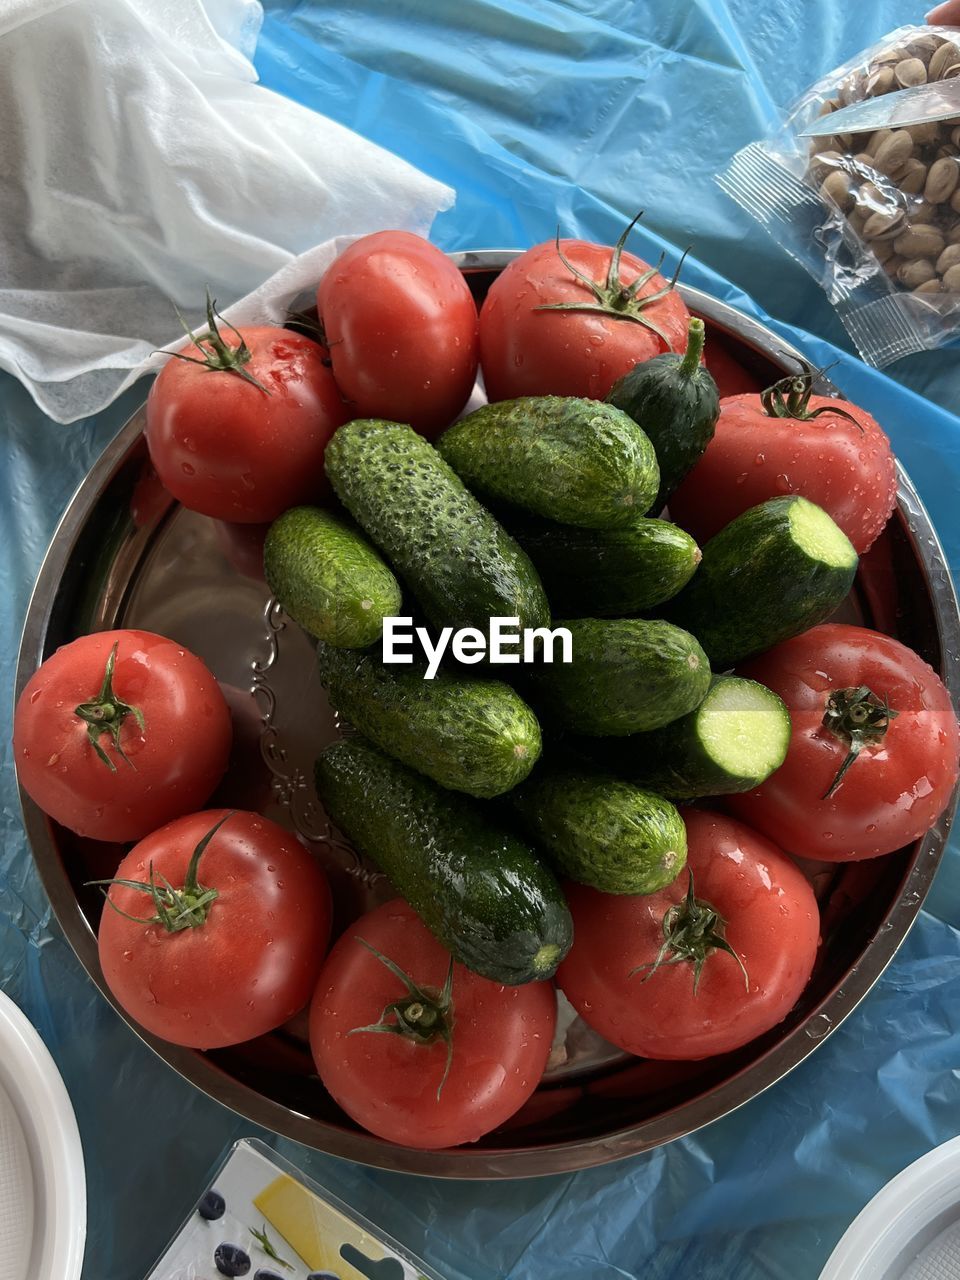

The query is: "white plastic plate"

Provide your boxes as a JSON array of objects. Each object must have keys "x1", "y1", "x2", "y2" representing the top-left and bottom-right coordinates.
[
  {"x1": 0, "y1": 990, "x2": 85, "y2": 1280},
  {"x1": 821, "y1": 1136, "x2": 960, "y2": 1280}
]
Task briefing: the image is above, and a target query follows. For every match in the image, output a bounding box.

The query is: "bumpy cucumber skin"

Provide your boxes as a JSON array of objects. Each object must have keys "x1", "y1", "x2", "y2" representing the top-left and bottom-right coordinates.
[
  {"x1": 585, "y1": 676, "x2": 791, "y2": 800},
  {"x1": 324, "y1": 420, "x2": 549, "y2": 633},
  {"x1": 514, "y1": 768, "x2": 687, "y2": 894},
  {"x1": 607, "y1": 352, "x2": 719, "y2": 513},
  {"x1": 436, "y1": 396, "x2": 659, "y2": 529},
  {"x1": 263, "y1": 506, "x2": 402, "y2": 648},
  {"x1": 509, "y1": 515, "x2": 701, "y2": 616},
  {"x1": 666, "y1": 496, "x2": 858, "y2": 669},
  {"x1": 314, "y1": 738, "x2": 573, "y2": 985},
  {"x1": 528, "y1": 618, "x2": 711, "y2": 736},
  {"x1": 316, "y1": 642, "x2": 542, "y2": 798}
]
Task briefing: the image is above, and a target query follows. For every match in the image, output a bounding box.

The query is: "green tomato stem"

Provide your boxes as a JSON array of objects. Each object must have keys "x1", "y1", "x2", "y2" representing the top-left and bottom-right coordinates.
[
  {"x1": 679, "y1": 317, "x2": 706, "y2": 378},
  {"x1": 73, "y1": 641, "x2": 146, "y2": 772}
]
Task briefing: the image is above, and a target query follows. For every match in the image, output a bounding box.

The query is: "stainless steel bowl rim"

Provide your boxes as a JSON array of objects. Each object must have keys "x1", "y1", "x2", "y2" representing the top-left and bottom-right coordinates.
[{"x1": 15, "y1": 252, "x2": 960, "y2": 1178}]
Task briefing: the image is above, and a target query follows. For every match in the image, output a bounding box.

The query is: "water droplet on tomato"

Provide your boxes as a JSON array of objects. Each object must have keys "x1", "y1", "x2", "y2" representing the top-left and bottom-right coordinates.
[
  {"x1": 866, "y1": 823, "x2": 877, "y2": 833},
  {"x1": 735, "y1": 473, "x2": 748, "y2": 485},
  {"x1": 30, "y1": 690, "x2": 41, "y2": 704},
  {"x1": 240, "y1": 473, "x2": 256, "y2": 490},
  {"x1": 181, "y1": 462, "x2": 196, "y2": 476},
  {"x1": 775, "y1": 473, "x2": 791, "y2": 492},
  {"x1": 754, "y1": 453, "x2": 765, "y2": 465},
  {"x1": 122, "y1": 950, "x2": 133, "y2": 963}
]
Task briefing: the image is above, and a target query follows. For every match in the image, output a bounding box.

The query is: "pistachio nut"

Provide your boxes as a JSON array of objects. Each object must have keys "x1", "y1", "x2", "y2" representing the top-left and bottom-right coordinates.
[
  {"x1": 899, "y1": 158, "x2": 929, "y2": 195},
  {"x1": 873, "y1": 130, "x2": 915, "y2": 176},
  {"x1": 937, "y1": 243, "x2": 960, "y2": 273},
  {"x1": 897, "y1": 258, "x2": 937, "y2": 288},
  {"x1": 930, "y1": 41, "x2": 960, "y2": 79},
  {"x1": 925, "y1": 156, "x2": 960, "y2": 203},
  {"x1": 863, "y1": 208, "x2": 906, "y2": 239},
  {"x1": 821, "y1": 170, "x2": 855, "y2": 212},
  {"x1": 865, "y1": 66, "x2": 896, "y2": 97},
  {"x1": 894, "y1": 224, "x2": 946, "y2": 258},
  {"x1": 895, "y1": 57, "x2": 928, "y2": 88},
  {"x1": 865, "y1": 128, "x2": 894, "y2": 157}
]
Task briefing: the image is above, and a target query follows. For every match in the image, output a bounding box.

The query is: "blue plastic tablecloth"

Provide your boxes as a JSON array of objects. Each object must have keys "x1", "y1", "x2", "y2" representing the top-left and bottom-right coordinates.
[{"x1": 3, "y1": 4, "x2": 960, "y2": 1279}]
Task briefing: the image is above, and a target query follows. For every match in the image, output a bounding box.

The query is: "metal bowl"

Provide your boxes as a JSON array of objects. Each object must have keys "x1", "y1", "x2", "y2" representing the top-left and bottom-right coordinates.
[{"x1": 15, "y1": 251, "x2": 960, "y2": 1178}]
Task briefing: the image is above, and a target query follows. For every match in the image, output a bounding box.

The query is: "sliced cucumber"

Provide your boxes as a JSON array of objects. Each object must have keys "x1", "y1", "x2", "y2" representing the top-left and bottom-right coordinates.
[
  {"x1": 667, "y1": 496, "x2": 858, "y2": 668},
  {"x1": 593, "y1": 675, "x2": 791, "y2": 799}
]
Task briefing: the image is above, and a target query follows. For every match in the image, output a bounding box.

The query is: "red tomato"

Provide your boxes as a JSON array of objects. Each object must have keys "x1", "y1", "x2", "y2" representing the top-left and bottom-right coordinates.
[
  {"x1": 146, "y1": 307, "x2": 347, "y2": 522},
  {"x1": 14, "y1": 630, "x2": 231, "y2": 842},
  {"x1": 98, "y1": 810, "x2": 332, "y2": 1049},
  {"x1": 310, "y1": 900, "x2": 556, "y2": 1148},
  {"x1": 317, "y1": 232, "x2": 479, "y2": 437},
  {"x1": 729, "y1": 624, "x2": 960, "y2": 861},
  {"x1": 478, "y1": 226, "x2": 690, "y2": 402},
  {"x1": 670, "y1": 376, "x2": 897, "y2": 554},
  {"x1": 558, "y1": 810, "x2": 820, "y2": 1060}
]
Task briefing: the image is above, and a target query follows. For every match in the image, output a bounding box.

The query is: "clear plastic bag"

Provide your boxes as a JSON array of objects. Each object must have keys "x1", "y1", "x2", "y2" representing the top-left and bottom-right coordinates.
[{"x1": 720, "y1": 26, "x2": 960, "y2": 367}]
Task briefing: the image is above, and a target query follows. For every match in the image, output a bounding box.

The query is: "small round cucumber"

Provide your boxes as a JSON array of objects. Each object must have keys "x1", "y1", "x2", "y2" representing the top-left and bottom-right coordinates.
[
  {"x1": 528, "y1": 618, "x2": 711, "y2": 737},
  {"x1": 315, "y1": 738, "x2": 572, "y2": 985},
  {"x1": 591, "y1": 675, "x2": 791, "y2": 799},
  {"x1": 263, "y1": 506, "x2": 401, "y2": 648},
  {"x1": 667, "y1": 495, "x2": 858, "y2": 669},
  {"x1": 437, "y1": 396, "x2": 659, "y2": 528},
  {"x1": 325, "y1": 420, "x2": 549, "y2": 633},
  {"x1": 514, "y1": 768, "x2": 687, "y2": 894},
  {"x1": 606, "y1": 316, "x2": 720, "y2": 512},
  {"x1": 509, "y1": 515, "x2": 701, "y2": 616},
  {"x1": 316, "y1": 642, "x2": 541, "y2": 798}
]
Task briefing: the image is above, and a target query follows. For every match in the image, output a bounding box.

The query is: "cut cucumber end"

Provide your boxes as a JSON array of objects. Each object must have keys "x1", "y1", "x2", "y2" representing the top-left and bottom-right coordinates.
[
  {"x1": 788, "y1": 497, "x2": 857, "y2": 568},
  {"x1": 699, "y1": 677, "x2": 791, "y2": 783}
]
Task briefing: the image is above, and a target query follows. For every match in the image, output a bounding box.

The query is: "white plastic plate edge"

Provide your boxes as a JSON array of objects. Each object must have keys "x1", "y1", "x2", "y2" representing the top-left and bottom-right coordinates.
[
  {"x1": 0, "y1": 989, "x2": 85, "y2": 1280},
  {"x1": 820, "y1": 1135, "x2": 960, "y2": 1280}
]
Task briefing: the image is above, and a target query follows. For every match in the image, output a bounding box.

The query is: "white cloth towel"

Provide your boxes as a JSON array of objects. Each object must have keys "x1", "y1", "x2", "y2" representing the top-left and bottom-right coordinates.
[{"x1": 0, "y1": 0, "x2": 454, "y2": 422}]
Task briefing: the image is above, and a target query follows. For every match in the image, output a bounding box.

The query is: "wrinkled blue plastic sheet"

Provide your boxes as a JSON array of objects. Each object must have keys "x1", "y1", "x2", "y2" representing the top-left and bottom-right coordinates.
[{"x1": 2, "y1": 4, "x2": 960, "y2": 1278}]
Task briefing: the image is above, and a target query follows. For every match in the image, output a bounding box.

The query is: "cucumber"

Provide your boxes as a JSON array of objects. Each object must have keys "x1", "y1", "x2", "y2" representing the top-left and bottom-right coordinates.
[
  {"x1": 509, "y1": 515, "x2": 701, "y2": 616},
  {"x1": 607, "y1": 316, "x2": 720, "y2": 512},
  {"x1": 316, "y1": 641, "x2": 541, "y2": 798},
  {"x1": 528, "y1": 618, "x2": 711, "y2": 736},
  {"x1": 324, "y1": 420, "x2": 549, "y2": 633},
  {"x1": 513, "y1": 768, "x2": 686, "y2": 894},
  {"x1": 315, "y1": 738, "x2": 572, "y2": 984},
  {"x1": 587, "y1": 676, "x2": 791, "y2": 799},
  {"x1": 263, "y1": 506, "x2": 401, "y2": 648},
  {"x1": 667, "y1": 495, "x2": 858, "y2": 669},
  {"x1": 436, "y1": 396, "x2": 659, "y2": 528}
]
